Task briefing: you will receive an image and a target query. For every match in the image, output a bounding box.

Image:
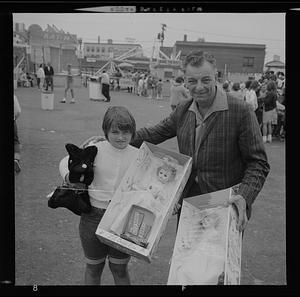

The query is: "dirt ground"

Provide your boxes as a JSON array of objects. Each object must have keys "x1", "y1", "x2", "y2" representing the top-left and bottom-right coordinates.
[{"x1": 13, "y1": 85, "x2": 286, "y2": 288}]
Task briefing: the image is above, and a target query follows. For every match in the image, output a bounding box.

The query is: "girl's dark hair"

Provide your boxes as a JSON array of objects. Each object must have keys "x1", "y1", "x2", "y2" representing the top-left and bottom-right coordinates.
[
  {"x1": 250, "y1": 80, "x2": 259, "y2": 90},
  {"x1": 102, "y1": 106, "x2": 136, "y2": 140},
  {"x1": 232, "y1": 82, "x2": 240, "y2": 91},
  {"x1": 245, "y1": 80, "x2": 252, "y2": 89}
]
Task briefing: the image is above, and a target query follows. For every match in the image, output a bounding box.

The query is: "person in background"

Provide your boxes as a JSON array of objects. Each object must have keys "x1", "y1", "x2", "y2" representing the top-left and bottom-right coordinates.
[
  {"x1": 14, "y1": 94, "x2": 21, "y2": 173},
  {"x1": 101, "y1": 70, "x2": 111, "y2": 102},
  {"x1": 156, "y1": 79, "x2": 164, "y2": 100},
  {"x1": 59, "y1": 106, "x2": 138, "y2": 285},
  {"x1": 36, "y1": 64, "x2": 45, "y2": 90},
  {"x1": 273, "y1": 100, "x2": 285, "y2": 141},
  {"x1": 262, "y1": 80, "x2": 277, "y2": 143},
  {"x1": 146, "y1": 75, "x2": 154, "y2": 99},
  {"x1": 229, "y1": 82, "x2": 244, "y2": 100},
  {"x1": 256, "y1": 82, "x2": 268, "y2": 130},
  {"x1": 130, "y1": 50, "x2": 270, "y2": 233},
  {"x1": 19, "y1": 72, "x2": 29, "y2": 87},
  {"x1": 138, "y1": 75, "x2": 144, "y2": 96},
  {"x1": 61, "y1": 64, "x2": 76, "y2": 104},
  {"x1": 151, "y1": 76, "x2": 158, "y2": 99},
  {"x1": 44, "y1": 62, "x2": 54, "y2": 92},
  {"x1": 245, "y1": 80, "x2": 259, "y2": 112},
  {"x1": 222, "y1": 81, "x2": 230, "y2": 92},
  {"x1": 244, "y1": 80, "x2": 252, "y2": 102},
  {"x1": 239, "y1": 82, "x2": 246, "y2": 100},
  {"x1": 26, "y1": 73, "x2": 34, "y2": 87},
  {"x1": 170, "y1": 76, "x2": 190, "y2": 111}
]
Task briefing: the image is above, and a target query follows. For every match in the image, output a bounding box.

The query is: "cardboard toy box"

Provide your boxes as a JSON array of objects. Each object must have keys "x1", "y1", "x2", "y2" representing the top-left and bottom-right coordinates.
[
  {"x1": 167, "y1": 186, "x2": 243, "y2": 285},
  {"x1": 96, "y1": 142, "x2": 192, "y2": 263}
]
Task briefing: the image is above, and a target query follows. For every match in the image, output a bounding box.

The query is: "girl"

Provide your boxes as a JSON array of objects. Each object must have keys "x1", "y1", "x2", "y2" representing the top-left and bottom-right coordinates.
[
  {"x1": 59, "y1": 106, "x2": 138, "y2": 285},
  {"x1": 262, "y1": 81, "x2": 277, "y2": 143}
]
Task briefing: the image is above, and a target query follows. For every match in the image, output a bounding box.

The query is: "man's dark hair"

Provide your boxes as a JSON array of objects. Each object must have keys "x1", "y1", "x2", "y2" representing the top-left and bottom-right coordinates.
[
  {"x1": 183, "y1": 50, "x2": 216, "y2": 69},
  {"x1": 232, "y1": 82, "x2": 240, "y2": 91}
]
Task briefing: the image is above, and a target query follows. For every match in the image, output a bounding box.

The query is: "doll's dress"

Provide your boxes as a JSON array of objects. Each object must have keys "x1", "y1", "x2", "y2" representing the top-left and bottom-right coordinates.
[{"x1": 175, "y1": 228, "x2": 225, "y2": 285}]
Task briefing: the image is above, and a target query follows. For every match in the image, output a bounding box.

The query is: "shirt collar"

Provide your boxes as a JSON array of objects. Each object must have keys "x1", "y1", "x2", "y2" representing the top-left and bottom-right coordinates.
[{"x1": 188, "y1": 84, "x2": 228, "y2": 122}]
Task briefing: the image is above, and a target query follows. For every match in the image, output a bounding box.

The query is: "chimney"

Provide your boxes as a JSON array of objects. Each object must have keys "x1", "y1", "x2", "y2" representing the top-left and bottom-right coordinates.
[
  {"x1": 273, "y1": 55, "x2": 280, "y2": 61},
  {"x1": 98, "y1": 36, "x2": 100, "y2": 44},
  {"x1": 183, "y1": 34, "x2": 187, "y2": 42}
]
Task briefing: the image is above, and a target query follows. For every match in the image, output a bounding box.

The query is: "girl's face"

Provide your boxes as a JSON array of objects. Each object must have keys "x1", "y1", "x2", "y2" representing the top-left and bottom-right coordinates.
[{"x1": 107, "y1": 126, "x2": 132, "y2": 150}]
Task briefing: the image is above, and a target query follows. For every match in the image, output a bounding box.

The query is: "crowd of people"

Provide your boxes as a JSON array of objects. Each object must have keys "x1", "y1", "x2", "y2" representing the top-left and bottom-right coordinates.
[
  {"x1": 16, "y1": 62, "x2": 55, "y2": 92},
  {"x1": 109, "y1": 70, "x2": 164, "y2": 100},
  {"x1": 221, "y1": 70, "x2": 286, "y2": 142},
  {"x1": 108, "y1": 69, "x2": 286, "y2": 144}
]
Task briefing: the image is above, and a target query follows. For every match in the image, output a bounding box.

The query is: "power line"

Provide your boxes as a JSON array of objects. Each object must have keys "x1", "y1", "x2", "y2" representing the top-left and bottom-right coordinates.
[{"x1": 166, "y1": 25, "x2": 284, "y2": 42}]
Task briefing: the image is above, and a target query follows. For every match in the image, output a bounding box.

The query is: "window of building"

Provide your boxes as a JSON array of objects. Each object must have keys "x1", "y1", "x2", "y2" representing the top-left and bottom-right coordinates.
[
  {"x1": 243, "y1": 57, "x2": 254, "y2": 67},
  {"x1": 86, "y1": 47, "x2": 90, "y2": 52},
  {"x1": 164, "y1": 71, "x2": 173, "y2": 78},
  {"x1": 101, "y1": 47, "x2": 105, "y2": 53},
  {"x1": 96, "y1": 47, "x2": 100, "y2": 52},
  {"x1": 91, "y1": 47, "x2": 95, "y2": 52}
]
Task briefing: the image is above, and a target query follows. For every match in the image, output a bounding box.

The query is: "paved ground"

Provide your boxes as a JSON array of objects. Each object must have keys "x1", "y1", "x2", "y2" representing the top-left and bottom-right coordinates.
[{"x1": 14, "y1": 85, "x2": 286, "y2": 286}]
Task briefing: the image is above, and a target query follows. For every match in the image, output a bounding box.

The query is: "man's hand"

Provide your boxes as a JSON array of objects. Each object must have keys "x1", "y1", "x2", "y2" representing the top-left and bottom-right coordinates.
[
  {"x1": 172, "y1": 203, "x2": 181, "y2": 215},
  {"x1": 227, "y1": 194, "x2": 248, "y2": 232}
]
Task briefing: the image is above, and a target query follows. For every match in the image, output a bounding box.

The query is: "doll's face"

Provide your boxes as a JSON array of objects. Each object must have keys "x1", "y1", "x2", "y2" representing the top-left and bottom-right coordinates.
[
  {"x1": 157, "y1": 168, "x2": 173, "y2": 184},
  {"x1": 199, "y1": 214, "x2": 218, "y2": 230}
]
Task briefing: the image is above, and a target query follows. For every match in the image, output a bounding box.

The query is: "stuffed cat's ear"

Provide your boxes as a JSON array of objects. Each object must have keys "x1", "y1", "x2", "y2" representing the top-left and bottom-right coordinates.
[
  {"x1": 83, "y1": 145, "x2": 98, "y2": 160},
  {"x1": 65, "y1": 143, "x2": 82, "y2": 157}
]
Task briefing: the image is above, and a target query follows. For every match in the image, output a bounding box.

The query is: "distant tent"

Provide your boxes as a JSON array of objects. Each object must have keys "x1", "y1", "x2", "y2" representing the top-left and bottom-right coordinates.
[{"x1": 118, "y1": 62, "x2": 134, "y2": 68}]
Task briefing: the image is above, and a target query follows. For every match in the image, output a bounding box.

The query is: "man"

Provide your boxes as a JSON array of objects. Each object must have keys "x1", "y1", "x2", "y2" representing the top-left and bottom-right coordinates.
[
  {"x1": 130, "y1": 50, "x2": 270, "y2": 231},
  {"x1": 101, "y1": 70, "x2": 111, "y2": 102},
  {"x1": 44, "y1": 62, "x2": 54, "y2": 92}
]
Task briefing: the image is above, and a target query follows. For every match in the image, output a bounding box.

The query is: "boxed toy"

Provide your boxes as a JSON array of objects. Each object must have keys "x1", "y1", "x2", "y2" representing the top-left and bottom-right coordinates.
[
  {"x1": 167, "y1": 186, "x2": 243, "y2": 285},
  {"x1": 95, "y1": 142, "x2": 192, "y2": 262}
]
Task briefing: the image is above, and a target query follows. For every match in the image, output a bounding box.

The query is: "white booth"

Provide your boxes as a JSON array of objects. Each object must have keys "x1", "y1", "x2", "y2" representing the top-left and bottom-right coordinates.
[
  {"x1": 41, "y1": 90, "x2": 54, "y2": 110},
  {"x1": 88, "y1": 77, "x2": 105, "y2": 101}
]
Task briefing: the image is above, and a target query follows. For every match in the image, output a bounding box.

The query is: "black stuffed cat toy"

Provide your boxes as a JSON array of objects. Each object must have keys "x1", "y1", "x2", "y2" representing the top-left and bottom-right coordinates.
[{"x1": 48, "y1": 143, "x2": 98, "y2": 215}]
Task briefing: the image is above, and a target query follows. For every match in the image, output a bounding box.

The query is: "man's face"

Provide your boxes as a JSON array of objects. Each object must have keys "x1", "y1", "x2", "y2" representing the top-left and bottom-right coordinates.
[{"x1": 185, "y1": 61, "x2": 217, "y2": 109}]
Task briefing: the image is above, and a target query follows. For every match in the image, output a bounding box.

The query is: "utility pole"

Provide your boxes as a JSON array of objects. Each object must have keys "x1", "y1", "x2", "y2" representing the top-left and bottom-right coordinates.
[{"x1": 157, "y1": 23, "x2": 166, "y2": 48}]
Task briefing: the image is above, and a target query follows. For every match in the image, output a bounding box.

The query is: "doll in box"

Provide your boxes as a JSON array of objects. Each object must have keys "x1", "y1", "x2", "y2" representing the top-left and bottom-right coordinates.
[{"x1": 109, "y1": 155, "x2": 181, "y2": 243}]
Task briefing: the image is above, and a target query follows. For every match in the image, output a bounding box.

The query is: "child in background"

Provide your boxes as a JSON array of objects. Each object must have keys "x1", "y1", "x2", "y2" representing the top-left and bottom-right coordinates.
[
  {"x1": 59, "y1": 106, "x2": 138, "y2": 285},
  {"x1": 156, "y1": 79, "x2": 163, "y2": 100},
  {"x1": 61, "y1": 64, "x2": 75, "y2": 103}
]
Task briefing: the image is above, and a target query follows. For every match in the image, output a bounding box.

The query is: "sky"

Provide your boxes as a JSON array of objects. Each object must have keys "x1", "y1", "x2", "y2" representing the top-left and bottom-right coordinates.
[{"x1": 13, "y1": 13, "x2": 285, "y2": 64}]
